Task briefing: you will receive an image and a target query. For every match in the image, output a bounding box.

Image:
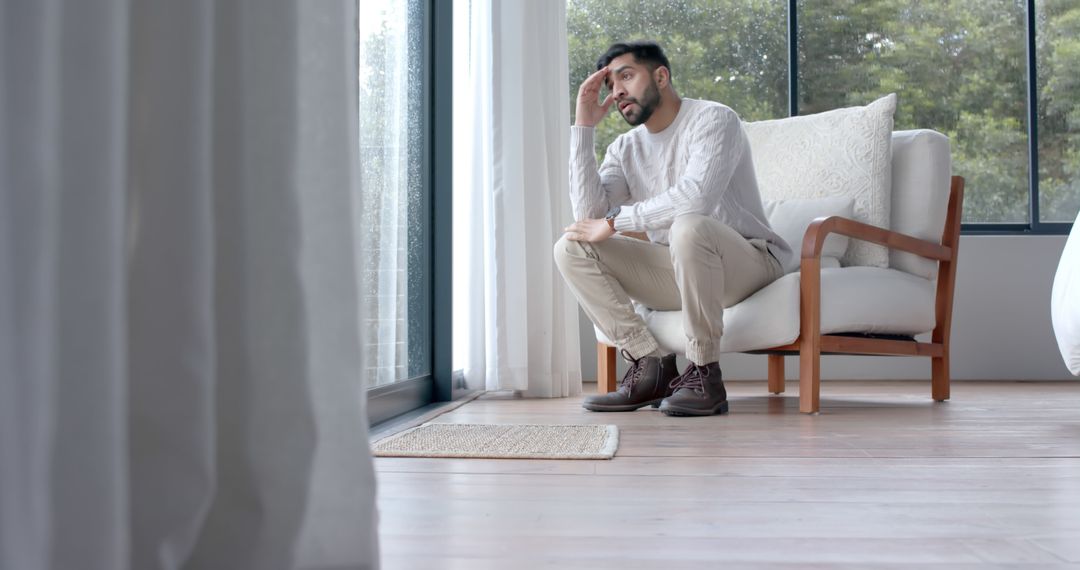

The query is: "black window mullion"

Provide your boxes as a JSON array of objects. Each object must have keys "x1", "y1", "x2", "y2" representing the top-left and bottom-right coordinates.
[
  {"x1": 430, "y1": 0, "x2": 454, "y2": 402},
  {"x1": 1025, "y1": 0, "x2": 1041, "y2": 232},
  {"x1": 788, "y1": 0, "x2": 798, "y2": 117}
]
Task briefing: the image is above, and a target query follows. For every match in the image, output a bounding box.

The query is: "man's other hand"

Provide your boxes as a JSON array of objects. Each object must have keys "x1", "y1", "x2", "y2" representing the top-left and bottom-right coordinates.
[
  {"x1": 564, "y1": 218, "x2": 616, "y2": 243},
  {"x1": 574, "y1": 66, "x2": 614, "y2": 128}
]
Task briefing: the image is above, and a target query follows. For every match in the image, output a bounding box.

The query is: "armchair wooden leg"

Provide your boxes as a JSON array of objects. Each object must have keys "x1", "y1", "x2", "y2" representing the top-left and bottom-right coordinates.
[
  {"x1": 799, "y1": 256, "x2": 822, "y2": 414},
  {"x1": 597, "y1": 343, "x2": 617, "y2": 394},
  {"x1": 798, "y1": 342, "x2": 821, "y2": 414},
  {"x1": 931, "y1": 354, "x2": 950, "y2": 402},
  {"x1": 767, "y1": 354, "x2": 785, "y2": 394}
]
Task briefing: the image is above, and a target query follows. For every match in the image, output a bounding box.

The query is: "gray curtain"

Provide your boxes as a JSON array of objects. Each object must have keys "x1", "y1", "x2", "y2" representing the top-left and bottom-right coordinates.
[{"x1": 0, "y1": 1, "x2": 379, "y2": 568}]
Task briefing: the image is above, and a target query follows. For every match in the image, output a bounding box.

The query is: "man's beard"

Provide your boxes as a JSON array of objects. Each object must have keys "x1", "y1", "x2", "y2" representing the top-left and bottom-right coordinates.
[{"x1": 618, "y1": 80, "x2": 661, "y2": 126}]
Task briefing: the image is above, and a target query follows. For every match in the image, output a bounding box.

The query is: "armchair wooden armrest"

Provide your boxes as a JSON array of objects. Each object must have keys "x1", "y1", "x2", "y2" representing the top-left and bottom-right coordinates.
[{"x1": 801, "y1": 216, "x2": 952, "y2": 263}]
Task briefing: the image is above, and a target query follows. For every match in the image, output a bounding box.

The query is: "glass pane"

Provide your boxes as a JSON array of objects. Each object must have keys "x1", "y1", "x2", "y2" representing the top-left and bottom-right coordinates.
[
  {"x1": 567, "y1": 0, "x2": 788, "y2": 163},
  {"x1": 359, "y1": 0, "x2": 429, "y2": 387},
  {"x1": 1037, "y1": 0, "x2": 1080, "y2": 223},
  {"x1": 798, "y1": 0, "x2": 1030, "y2": 224}
]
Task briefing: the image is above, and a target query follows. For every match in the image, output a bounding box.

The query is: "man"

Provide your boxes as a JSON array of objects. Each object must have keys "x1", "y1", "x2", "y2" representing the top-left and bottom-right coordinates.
[{"x1": 553, "y1": 40, "x2": 792, "y2": 417}]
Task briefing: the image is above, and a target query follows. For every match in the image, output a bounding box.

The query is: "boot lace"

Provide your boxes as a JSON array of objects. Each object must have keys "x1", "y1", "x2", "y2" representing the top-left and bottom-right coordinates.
[
  {"x1": 618, "y1": 349, "x2": 646, "y2": 394},
  {"x1": 670, "y1": 364, "x2": 707, "y2": 394}
]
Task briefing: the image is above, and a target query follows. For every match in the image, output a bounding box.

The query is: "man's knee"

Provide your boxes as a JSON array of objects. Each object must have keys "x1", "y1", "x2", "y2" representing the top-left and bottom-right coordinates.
[
  {"x1": 553, "y1": 234, "x2": 587, "y2": 273},
  {"x1": 669, "y1": 214, "x2": 713, "y2": 251}
]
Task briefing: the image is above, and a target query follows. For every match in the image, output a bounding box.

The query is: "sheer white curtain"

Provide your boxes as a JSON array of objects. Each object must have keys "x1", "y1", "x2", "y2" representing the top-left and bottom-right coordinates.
[
  {"x1": 453, "y1": 0, "x2": 583, "y2": 397},
  {"x1": 0, "y1": 2, "x2": 378, "y2": 569}
]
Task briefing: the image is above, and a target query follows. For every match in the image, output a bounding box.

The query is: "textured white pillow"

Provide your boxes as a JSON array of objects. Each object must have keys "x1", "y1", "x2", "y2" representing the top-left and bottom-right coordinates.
[
  {"x1": 764, "y1": 196, "x2": 854, "y2": 273},
  {"x1": 744, "y1": 93, "x2": 896, "y2": 268},
  {"x1": 1052, "y1": 210, "x2": 1080, "y2": 375}
]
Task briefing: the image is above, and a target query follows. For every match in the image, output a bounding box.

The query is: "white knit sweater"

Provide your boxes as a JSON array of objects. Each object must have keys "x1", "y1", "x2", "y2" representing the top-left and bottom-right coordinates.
[{"x1": 569, "y1": 98, "x2": 792, "y2": 268}]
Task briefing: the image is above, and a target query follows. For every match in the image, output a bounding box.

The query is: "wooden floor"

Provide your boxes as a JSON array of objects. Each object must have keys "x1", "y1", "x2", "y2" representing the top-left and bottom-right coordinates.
[{"x1": 375, "y1": 381, "x2": 1080, "y2": 569}]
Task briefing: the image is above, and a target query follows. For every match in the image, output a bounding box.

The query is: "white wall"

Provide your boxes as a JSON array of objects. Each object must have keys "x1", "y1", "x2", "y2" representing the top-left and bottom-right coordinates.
[{"x1": 579, "y1": 234, "x2": 1076, "y2": 382}]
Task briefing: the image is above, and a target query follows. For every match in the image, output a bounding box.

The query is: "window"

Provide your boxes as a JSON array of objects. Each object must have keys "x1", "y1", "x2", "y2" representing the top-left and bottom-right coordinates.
[
  {"x1": 1036, "y1": 0, "x2": 1080, "y2": 223},
  {"x1": 359, "y1": 0, "x2": 428, "y2": 388},
  {"x1": 566, "y1": 0, "x2": 1077, "y2": 231},
  {"x1": 799, "y1": 0, "x2": 1029, "y2": 224},
  {"x1": 360, "y1": 0, "x2": 453, "y2": 424}
]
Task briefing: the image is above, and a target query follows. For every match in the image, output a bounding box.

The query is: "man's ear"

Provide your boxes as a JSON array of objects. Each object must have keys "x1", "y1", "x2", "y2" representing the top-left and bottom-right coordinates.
[{"x1": 654, "y1": 66, "x2": 670, "y2": 88}]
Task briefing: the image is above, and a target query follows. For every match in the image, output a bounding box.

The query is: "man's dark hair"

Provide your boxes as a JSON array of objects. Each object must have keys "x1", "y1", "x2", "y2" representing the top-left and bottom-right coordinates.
[{"x1": 596, "y1": 40, "x2": 672, "y2": 78}]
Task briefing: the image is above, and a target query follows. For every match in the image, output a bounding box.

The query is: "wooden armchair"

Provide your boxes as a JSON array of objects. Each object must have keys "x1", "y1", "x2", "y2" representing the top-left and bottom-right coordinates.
[
  {"x1": 594, "y1": 121, "x2": 964, "y2": 414},
  {"x1": 597, "y1": 174, "x2": 965, "y2": 414}
]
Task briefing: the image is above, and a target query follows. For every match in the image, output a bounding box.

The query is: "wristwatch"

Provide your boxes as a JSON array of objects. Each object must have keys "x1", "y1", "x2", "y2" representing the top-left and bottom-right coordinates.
[{"x1": 604, "y1": 205, "x2": 621, "y2": 230}]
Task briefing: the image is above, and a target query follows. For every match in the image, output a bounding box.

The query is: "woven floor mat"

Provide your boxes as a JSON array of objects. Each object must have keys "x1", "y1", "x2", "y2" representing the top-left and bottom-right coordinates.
[{"x1": 372, "y1": 423, "x2": 619, "y2": 460}]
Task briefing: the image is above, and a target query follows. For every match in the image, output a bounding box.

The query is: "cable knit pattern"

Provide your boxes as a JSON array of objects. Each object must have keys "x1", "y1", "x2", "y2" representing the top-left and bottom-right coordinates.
[
  {"x1": 742, "y1": 94, "x2": 896, "y2": 268},
  {"x1": 569, "y1": 98, "x2": 793, "y2": 270}
]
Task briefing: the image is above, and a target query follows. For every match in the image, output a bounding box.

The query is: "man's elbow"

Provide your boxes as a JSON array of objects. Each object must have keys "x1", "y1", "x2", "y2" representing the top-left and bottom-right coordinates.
[
  {"x1": 674, "y1": 194, "x2": 712, "y2": 217},
  {"x1": 570, "y1": 205, "x2": 605, "y2": 221}
]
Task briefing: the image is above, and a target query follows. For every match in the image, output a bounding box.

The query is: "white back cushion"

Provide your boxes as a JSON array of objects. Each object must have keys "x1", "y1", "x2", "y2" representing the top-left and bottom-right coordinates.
[
  {"x1": 764, "y1": 196, "x2": 854, "y2": 273},
  {"x1": 1052, "y1": 211, "x2": 1080, "y2": 375},
  {"x1": 889, "y1": 129, "x2": 952, "y2": 280},
  {"x1": 744, "y1": 94, "x2": 896, "y2": 268}
]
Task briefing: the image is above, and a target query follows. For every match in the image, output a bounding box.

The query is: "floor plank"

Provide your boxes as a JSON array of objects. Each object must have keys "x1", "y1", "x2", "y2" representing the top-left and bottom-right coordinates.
[{"x1": 374, "y1": 381, "x2": 1080, "y2": 568}]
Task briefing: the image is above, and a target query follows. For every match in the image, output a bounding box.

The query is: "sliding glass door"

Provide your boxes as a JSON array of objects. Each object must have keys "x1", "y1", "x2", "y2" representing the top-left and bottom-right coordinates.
[{"x1": 359, "y1": 0, "x2": 453, "y2": 424}]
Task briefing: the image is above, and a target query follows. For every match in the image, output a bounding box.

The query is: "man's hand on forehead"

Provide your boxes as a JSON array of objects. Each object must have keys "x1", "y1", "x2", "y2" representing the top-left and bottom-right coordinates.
[
  {"x1": 602, "y1": 65, "x2": 626, "y2": 88},
  {"x1": 586, "y1": 66, "x2": 609, "y2": 89},
  {"x1": 575, "y1": 66, "x2": 616, "y2": 127}
]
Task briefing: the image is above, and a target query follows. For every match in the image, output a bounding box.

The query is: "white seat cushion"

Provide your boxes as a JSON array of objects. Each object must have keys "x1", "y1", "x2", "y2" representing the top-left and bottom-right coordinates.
[
  {"x1": 744, "y1": 94, "x2": 896, "y2": 268},
  {"x1": 595, "y1": 267, "x2": 936, "y2": 354},
  {"x1": 1052, "y1": 210, "x2": 1080, "y2": 375}
]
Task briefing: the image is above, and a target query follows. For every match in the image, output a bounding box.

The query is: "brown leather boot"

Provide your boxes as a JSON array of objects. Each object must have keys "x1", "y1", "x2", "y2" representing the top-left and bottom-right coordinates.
[
  {"x1": 582, "y1": 350, "x2": 679, "y2": 412},
  {"x1": 659, "y1": 362, "x2": 729, "y2": 416}
]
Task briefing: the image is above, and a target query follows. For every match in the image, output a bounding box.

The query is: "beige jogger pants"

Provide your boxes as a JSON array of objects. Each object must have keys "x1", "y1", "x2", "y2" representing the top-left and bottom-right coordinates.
[{"x1": 553, "y1": 214, "x2": 783, "y2": 365}]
